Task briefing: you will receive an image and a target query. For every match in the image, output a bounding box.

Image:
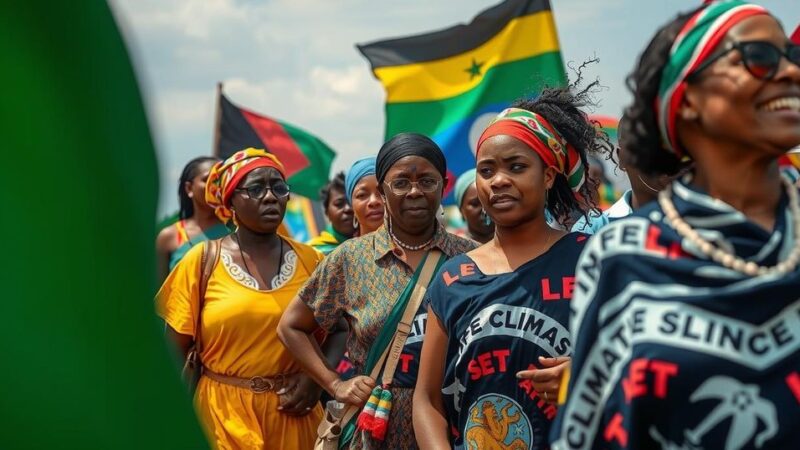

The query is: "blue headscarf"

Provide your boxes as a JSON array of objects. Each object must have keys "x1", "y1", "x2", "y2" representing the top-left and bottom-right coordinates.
[
  {"x1": 344, "y1": 156, "x2": 377, "y2": 205},
  {"x1": 454, "y1": 169, "x2": 477, "y2": 208}
]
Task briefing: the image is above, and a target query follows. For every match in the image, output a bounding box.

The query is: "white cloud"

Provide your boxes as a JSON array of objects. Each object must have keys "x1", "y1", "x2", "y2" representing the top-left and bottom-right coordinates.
[
  {"x1": 111, "y1": 0, "x2": 800, "y2": 215},
  {"x1": 117, "y1": 0, "x2": 248, "y2": 40},
  {"x1": 151, "y1": 89, "x2": 215, "y2": 131},
  {"x1": 310, "y1": 65, "x2": 370, "y2": 96},
  {"x1": 221, "y1": 63, "x2": 381, "y2": 122}
]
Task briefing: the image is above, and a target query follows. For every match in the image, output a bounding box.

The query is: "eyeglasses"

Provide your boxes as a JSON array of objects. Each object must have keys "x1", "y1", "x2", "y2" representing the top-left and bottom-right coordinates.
[
  {"x1": 687, "y1": 40, "x2": 800, "y2": 82},
  {"x1": 236, "y1": 182, "x2": 291, "y2": 199},
  {"x1": 384, "y1": 177, "x2": 441, "y2": 196}
]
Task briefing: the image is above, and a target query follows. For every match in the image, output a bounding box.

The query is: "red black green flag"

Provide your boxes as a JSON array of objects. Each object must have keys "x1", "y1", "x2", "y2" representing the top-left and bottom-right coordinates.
[{"x1": 215, "y1": 90, "x2": 336, "y2": 199}]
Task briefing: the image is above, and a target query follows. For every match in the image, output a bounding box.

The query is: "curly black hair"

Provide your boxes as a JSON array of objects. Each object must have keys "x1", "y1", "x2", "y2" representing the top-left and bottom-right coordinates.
[
  {"x1": 511, "y1": 82, "x2": 614, "y2": 226},
  {"x1": 621, "y1": 7, "x2": 701, "y2": 177},
  {"x1": 179, "y1": 156, "x2": 220, "y2": 220},
  {"x1": 320, "y1": 171, "x2": 346, "y2": 210}
]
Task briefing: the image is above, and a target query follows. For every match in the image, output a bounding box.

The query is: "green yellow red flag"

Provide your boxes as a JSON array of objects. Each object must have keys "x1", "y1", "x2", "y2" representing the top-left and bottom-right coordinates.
[{"x1": 358, "y1": 0, "x2": 567, "y2": 202}]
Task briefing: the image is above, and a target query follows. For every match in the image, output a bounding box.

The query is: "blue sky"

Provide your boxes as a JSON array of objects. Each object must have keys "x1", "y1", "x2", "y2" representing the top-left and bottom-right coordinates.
[{"x1": 109, "y1": 0, "x2": 799, "y2": 215}]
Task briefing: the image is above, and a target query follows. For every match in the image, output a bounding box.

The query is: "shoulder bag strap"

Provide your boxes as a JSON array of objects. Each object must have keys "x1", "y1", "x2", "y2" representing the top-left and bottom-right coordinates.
[
  {"x1": 379, "y1": 249, "x2": 443, "y2": 386},
  {"x1": 334, "y1": 250, "x2": 444, "y2": 432},
  {"x1": 195, "y1": 239, "x2": 221, "y2": 354}
]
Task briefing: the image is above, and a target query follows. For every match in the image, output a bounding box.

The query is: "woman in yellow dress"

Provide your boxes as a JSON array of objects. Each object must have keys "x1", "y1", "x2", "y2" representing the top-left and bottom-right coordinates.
[{"x1": 157, "y1": 149, "x2": 342, "y2": 449}]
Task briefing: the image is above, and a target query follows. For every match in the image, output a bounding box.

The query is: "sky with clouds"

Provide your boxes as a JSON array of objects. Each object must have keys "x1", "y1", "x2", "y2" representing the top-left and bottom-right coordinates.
[{"x1": 108, "y1": 0, "x2": 798, "y2": 215}]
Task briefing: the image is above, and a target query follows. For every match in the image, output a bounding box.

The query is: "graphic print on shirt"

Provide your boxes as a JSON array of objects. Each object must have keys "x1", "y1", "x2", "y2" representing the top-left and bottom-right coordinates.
[
  {"x1": 648, "y1": 376, "x2": 778, "y2": 450},
  {"x1": 464, "y1": 394, "x2": 531, "y2": 450},
  {"x1": 552, "y1": 183, "x2": 800, "y2": 450},
  {"x1": 429, "y1": 234, "x2": 587, "y2": 450}
]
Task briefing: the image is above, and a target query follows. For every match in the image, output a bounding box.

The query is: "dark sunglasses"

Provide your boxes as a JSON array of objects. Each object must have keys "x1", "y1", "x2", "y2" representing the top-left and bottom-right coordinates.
[
  {"x1": 236, "y1": 182, "x2": 290, "y2": 200},
  {"x1": 688, "y1": 40, "x2": 800, "y2": 82}
]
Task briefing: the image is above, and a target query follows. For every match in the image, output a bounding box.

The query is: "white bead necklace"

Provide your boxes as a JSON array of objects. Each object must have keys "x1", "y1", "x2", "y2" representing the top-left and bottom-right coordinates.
[
  {"x1": 387, "y1": 218, "x2": 434, "y2": 251},
  {"x1": 658, "y1": 177, "x2": 800, "y2": 277}
]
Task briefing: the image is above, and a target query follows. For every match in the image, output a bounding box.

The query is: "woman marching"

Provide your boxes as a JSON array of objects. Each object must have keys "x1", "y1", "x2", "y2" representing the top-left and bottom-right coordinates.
[
  {"x1": 345, "y1": 156, "x2": 385, "y2": 236},
  {"x1": 308, "y1": 172, "x2": 356, "y2": 255},
  {"x1": 454, "y1": 169, "x2": 495, "y2": 244},
  {"x1": 413, "y1": 85, "x2": 609, "y2": 450},
  {"x1": 552, "y1": 2, "x2": 800, "y2": 448},
  {"x1": 278, "y1": 133, "x2": 476, "y2": 449},
  {"x1": 157, "y1": 149, "x2": 343, "y2": 449},
  {"x1": 156, "y1": 156, "x2": 229, "y2": 282}
]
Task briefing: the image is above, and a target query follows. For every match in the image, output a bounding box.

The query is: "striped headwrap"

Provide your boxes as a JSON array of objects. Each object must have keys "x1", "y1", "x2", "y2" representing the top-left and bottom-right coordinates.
[
  {"x1": 205, "y1": 148, "x2": 286, "y2": 223},
  {"x1": 657, "y1": 0, "x2": 769, "y2": 156},
  {"x1": 477, "y1": 107, "x2": 585, "y2": 195}
]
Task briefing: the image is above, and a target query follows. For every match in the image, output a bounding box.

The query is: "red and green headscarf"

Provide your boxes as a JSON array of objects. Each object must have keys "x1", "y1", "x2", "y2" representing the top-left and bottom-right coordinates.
[
  {"x1": 477, "y1": 107, "x2": 586, "y2": 195},
  {"x1": 205, "y1": 148, "x2": 286, "y2": 223},
  {"x1": 657, "y1": 0, "x2": 769, "y2": 157}
]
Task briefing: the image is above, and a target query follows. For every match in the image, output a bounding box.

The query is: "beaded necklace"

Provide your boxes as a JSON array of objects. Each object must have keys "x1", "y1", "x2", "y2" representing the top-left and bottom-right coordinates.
[{"x1": 658, "y1": 177, "x2": 800, "y2": 277}]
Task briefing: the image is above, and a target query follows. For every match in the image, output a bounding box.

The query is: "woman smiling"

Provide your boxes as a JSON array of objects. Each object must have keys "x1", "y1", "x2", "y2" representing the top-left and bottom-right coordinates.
[{"x1": 552, "y1": 2, "x2": 800, "y2": 448}]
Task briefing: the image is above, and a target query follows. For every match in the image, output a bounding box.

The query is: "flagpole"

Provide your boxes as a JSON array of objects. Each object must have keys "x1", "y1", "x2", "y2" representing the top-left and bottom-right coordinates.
[{"x1": 212, "y1": 82, "x2": 223, "y2": 157}]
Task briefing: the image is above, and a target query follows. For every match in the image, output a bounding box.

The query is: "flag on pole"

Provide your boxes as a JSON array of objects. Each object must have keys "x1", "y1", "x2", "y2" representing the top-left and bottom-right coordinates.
[
  {"x1": 215, "y1": 89, "x2": 336, "y2": 200},
  {"x1": 358, "y1": 0, "x2": 566, "y2": 202}
]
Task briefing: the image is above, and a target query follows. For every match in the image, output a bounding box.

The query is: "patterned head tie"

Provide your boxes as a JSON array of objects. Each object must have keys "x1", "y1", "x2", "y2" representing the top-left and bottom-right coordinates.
[
  {"x1": 205, "y1": 148, "x2": 286, "y2": 223},
  {"x1": 657, "y1": 0, "x2": 769, "y2": 157},
  {"x1": 476, "y1": 107, "x2": 585, "y2": 195}
]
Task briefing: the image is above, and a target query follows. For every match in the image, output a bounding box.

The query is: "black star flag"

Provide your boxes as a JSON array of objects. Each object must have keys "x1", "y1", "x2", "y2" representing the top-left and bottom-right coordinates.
[{"x1": 357, "y1": 0, "x2": 566, "y2": 203}]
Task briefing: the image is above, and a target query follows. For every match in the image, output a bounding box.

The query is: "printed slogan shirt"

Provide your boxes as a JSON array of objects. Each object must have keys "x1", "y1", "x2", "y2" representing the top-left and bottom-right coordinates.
[
  {"x1": 551, "y1": 179, "x2": 800, "y2": 450},
  {"x1": 429, "y1": 233, "x2": 588, "y2": 450}
]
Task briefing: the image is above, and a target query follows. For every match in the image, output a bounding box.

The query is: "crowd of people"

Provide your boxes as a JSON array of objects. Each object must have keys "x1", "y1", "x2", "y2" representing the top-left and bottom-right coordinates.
[{"x1": 155, "y1": 2, "x2": 800, "y2": 449}]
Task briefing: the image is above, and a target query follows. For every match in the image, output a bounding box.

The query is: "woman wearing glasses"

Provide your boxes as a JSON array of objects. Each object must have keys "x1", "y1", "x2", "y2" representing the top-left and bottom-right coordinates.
[
  {"x1": 278, "y1": 133, "x2": 476, "y2": 449},
  {"x1": 157, "y1": 149, "x2": 343, "y2": 449},
  {"x1": 552, "y1": 2, "x2": 800, "y2": 449}
]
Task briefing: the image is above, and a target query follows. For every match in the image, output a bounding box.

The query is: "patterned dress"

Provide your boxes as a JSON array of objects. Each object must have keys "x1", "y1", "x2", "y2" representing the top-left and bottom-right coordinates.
[{"x1": 298, "y1": 225, "x2": 476, "y2": 449}]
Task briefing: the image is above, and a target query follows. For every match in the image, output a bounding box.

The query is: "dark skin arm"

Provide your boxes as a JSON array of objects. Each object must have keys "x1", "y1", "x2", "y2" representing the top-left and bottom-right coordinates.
[
  {"x1": 278, "y1": 297, "x2": 376, "y2": 408},
  {"x1": 276, "y1": 317, "x2": 349, "y2": 415},
  {"x1": 413, "y1": 307, "x2": 451, "y2": 450},
  {"x1": 155, "y1": 226, "x2": 178, "y2": 284}
]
